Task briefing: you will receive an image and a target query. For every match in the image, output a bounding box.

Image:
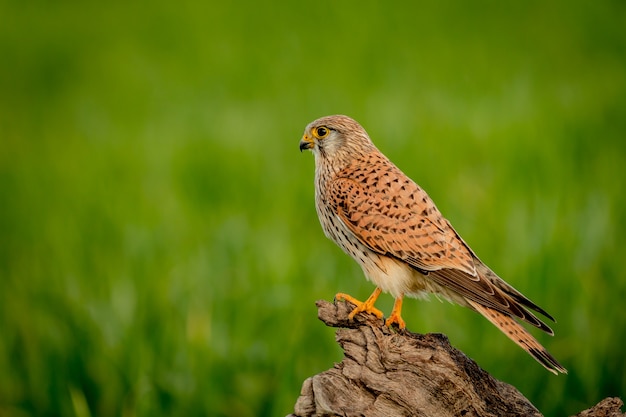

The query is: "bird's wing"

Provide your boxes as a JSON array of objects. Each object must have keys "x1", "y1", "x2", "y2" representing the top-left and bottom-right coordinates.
[
  {"x1": 328, "y1": 166, "x2": 553, "y2": 331},
  {"x1": 327, "y1": 171, "x2": 477, "y2": 276}
]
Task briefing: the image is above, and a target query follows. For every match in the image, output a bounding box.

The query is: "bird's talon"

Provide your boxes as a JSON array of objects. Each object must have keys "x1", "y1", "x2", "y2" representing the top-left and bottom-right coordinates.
[
  {"x1": 335, "y1": 289, "x2": 384, "y2": 320},
  {"x1": 385, "y1": 314, "x2": 406, "y2": 330},
  {"x1": 385, "y1": 296, "x2": 406, "y2": 329}
]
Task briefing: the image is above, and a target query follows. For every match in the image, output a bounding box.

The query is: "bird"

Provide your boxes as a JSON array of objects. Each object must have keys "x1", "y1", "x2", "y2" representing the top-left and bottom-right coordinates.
[{"x1": 299, "y1": 114, "x2": 567, "y2": 374}]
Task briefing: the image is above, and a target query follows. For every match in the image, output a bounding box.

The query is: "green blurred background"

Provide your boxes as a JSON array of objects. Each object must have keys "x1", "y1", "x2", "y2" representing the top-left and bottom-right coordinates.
[{"x1": 1, "y1": 1, "x2": 625, "y2": 416}]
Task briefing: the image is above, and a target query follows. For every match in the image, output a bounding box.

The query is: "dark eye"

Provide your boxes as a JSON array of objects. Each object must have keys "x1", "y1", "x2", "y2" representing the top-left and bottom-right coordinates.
[{"x1": 315, "y1": 127, "x2": 329, "y2": 138}]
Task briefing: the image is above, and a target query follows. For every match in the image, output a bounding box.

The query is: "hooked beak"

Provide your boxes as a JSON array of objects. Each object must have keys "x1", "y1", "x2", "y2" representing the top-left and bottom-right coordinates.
[{"x1": 299, "y1": 134, "x2": 314, "y2": 152}]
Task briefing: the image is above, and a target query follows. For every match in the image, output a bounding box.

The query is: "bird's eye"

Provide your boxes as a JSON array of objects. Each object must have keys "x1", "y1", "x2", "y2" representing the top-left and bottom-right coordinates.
[{"x1": 314, "y1": 127, "x2": 329, "y2": 138}]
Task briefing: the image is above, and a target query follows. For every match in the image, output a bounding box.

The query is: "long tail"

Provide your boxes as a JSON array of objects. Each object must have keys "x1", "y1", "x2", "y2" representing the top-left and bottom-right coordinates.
[{"x1": 466, "y1": 299, "x2": 567, "y2": 374}]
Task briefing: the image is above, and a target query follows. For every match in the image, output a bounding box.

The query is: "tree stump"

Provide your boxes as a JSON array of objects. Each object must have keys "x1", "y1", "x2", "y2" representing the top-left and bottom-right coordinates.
[{"x1": 288, "y1": 299, "x2": 624, "y2": 417}]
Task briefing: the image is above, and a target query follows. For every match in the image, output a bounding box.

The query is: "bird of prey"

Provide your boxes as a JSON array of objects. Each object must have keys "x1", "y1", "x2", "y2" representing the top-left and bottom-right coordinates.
[{"x1": 299, "y1": 114, "x2": 566, "y2": 374}]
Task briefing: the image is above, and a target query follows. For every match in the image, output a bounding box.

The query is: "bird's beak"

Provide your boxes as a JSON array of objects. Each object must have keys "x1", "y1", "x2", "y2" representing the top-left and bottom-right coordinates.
[{"x1": 299, "y1": 134, "x2": 314, "y2": 152}]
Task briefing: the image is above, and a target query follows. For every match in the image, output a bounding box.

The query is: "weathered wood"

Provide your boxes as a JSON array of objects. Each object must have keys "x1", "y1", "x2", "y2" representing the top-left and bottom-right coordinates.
[
  {"x1": 288, "y1": 299, "x2": 624, "y2": 417},
  {"x1": 573, "y1": 398, "x2": 625, "y2": 417}
]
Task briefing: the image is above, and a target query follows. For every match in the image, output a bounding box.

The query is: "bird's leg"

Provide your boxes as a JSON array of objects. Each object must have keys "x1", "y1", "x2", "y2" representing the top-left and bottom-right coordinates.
[
  {"x1": 335, "y1": 287, "x2": 384, "y2": 320},
  {"x1": 385, "y1": 295, "x2": 406, "y2": 329}
]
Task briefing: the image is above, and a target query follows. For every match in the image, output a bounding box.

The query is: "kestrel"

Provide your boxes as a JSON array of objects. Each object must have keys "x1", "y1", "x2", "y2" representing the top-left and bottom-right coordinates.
[{"x1": 299, "y1": 115, "x2": 566, "y2": 374}]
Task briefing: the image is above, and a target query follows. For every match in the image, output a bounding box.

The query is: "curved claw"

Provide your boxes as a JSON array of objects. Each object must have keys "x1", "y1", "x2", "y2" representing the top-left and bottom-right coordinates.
[
  {"x1": 385, "y1": 296, "x2": 406, "y2": 329},
  {"x1": 336, "y1": 288, "x2": 384, "y2": 320}
]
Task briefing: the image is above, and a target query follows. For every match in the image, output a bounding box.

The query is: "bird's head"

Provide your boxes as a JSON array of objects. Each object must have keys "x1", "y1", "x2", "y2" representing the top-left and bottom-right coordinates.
[{"x1": 299, "y1": 115, "x2": 376, "y2": 165}]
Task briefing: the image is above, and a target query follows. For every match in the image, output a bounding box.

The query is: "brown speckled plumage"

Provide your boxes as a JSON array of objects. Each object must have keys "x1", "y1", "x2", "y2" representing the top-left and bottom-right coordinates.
[{"x1": 299, "y1": 115, "x2": 566, "y2": 374}]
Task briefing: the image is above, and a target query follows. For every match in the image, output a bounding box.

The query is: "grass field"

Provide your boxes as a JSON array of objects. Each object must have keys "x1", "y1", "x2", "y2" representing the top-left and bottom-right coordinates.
[{"x1": 1, "y1": 2, "x2": 625, "y2": 416}]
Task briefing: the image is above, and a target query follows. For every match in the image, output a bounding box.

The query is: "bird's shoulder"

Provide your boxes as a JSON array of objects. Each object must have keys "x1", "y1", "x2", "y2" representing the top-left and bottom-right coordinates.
[
  {"x1": 330, "y1": 152, "x2": 443, "y2": 225},
  {"x1": 327, "y1": 151, "x2": 476, "y2": 274}
]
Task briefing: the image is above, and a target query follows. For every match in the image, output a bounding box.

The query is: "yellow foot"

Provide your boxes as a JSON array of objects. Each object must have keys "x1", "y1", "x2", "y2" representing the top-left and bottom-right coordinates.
[
  {"x1": 335, "y1": 288, "x2": 384, "y2": 320},
  {"x1": 385, "y1": 296, "x2": 406, "y2": 329}
]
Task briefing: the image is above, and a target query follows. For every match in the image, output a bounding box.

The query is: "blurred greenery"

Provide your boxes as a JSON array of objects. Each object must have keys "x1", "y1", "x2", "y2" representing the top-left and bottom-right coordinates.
[{"x1": 1, "y1": 1, "x2": 625, "y2": 416}]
